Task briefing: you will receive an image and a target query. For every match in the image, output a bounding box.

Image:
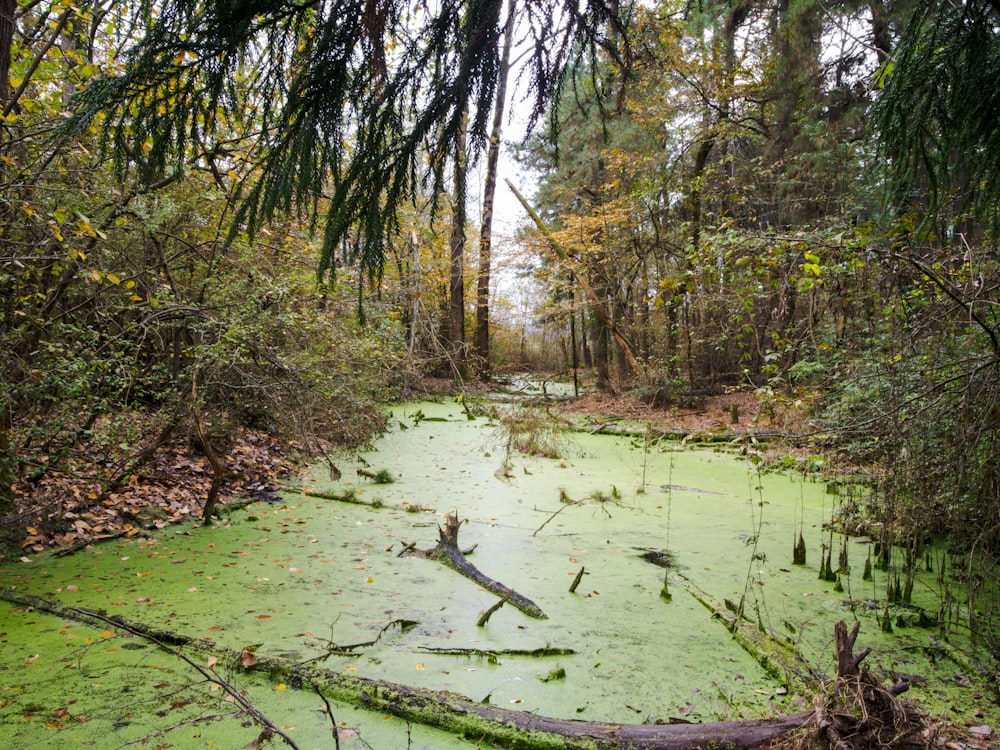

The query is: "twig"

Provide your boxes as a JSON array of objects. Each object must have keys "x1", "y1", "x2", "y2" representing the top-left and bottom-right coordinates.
[
  {"x1": 65, "y1": 605, "x2": 300, "y2": 749},
  {"x1": 569, "y1": 566, "x2": 586, "y2": 593},
  {"x1": 120, "y1": 713, "x2": 228, "y2": 746},
  {"x1": 533, "y1": 499, "x2": 583, "y2": 536},
  {"x1": 397, "y1": 541, "x2": 417, "y2": 557},
  {"x1": 314, "y1": 683, "x2": 340, "y2": 749},
  {"x1": 477, "y1": 591, "x2": 512, "y2": 626},
  {"x1": 308, "y1": 619, "x2": 420, "y2": 659}
]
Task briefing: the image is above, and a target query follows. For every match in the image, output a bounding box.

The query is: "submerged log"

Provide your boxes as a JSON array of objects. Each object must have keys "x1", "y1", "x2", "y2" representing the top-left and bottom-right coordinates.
[
  {"x1": 406, "y1": 512, "x2": 548, "y2": 619},
  {"x1": 674, "y1": 572, "x2": 817, "y2": 695},
  {"x1": 0, "y1": 588, "x2": 811, "y2": 749}
]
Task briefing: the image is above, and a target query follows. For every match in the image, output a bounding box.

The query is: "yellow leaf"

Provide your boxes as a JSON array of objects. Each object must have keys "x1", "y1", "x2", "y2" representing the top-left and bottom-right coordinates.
[{"x1": 275, "y1": 683, "x2": 286, "y2": 691}]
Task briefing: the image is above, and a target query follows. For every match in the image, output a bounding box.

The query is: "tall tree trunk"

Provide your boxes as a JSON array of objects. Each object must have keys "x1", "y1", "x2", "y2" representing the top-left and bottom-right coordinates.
[
  {"x1": 0, "y1": 0, "x2": 14, "y2": 113},
  {"x1": 0, "y1": 4, "x2": 18, "y2": 412},
  {"x1": 569, "y1": 273, "x2": 579, "y2": 396},
  {"x1": 765, "y1": 0, "x2": 822, "y2": 226},
  {"x1": 449, "y1": 109, "x2": 469, "y2": 373},
  {"x1": 474, "y1": 0, "x2": 516, "y2": 380},
  {"x1": 685, "y1": 0, "x2": 749, "y2": 251}
]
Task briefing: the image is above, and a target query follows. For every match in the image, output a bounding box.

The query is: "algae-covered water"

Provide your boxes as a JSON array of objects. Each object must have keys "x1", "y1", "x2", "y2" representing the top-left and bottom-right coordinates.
[{"x1": 2, "y1": 397, "x2": 996, "y2": 748}]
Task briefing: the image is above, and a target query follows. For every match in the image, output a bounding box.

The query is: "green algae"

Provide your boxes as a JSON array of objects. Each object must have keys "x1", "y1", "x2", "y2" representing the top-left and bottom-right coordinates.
[{"x1": 2, "y1": 398, "x2": 998, "y2": 747}]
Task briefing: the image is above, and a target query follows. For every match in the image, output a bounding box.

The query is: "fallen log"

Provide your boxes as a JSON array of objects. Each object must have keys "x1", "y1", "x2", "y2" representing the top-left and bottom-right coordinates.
[
  {"x1": 1, "y1": 588, "x2": 812, "y2": 749},
  {"x1": 405, "y1": 512, "x2": 548, "y2": 619},
  {"x1": 674, "y1": 572, "x2": 818, "y2": 695}
]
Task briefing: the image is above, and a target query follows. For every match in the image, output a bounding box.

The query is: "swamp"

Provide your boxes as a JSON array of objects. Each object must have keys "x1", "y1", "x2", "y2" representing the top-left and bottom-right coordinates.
[
  {"x1": 3, "y1": 0, "x2": 1000, "y2": 747},
  {"x1": 3, "y1": 393, "x2": 999, "y2": 748}
]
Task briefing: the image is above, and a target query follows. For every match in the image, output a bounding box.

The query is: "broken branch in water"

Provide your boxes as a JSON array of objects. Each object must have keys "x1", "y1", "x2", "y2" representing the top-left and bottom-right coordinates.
[
  {"x1": 403, "y1": 512, "x2": 547, "y2": 619},
  {"x1": 417, "y1": 646, "x2": 576, "y2": 659},
  {"x1": 311, "y1": 619, "x2": 420, "y2": 659},
  {"x1": 533, "y1": 496, "x2": 584, "y2": 536},
  {"x1": 17, "y1": 595, "x2": 301, "y2": 749},
  {"x1": 477, "y1": 591, "x2": 511, "y2": 626}
]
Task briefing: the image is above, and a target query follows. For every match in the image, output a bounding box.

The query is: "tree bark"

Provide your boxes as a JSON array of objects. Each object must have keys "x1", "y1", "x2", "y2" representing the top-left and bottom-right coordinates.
[
  {"x1": 473, "y1": 0, "x2": 516, "y2": 380},
  {"x1": 0, "y1": 0, "x2": 14, "y2": 113},
  {"x1": 448, "y1": 109, "x2": 469, "y2": 372},
  {"x1": 0, "y1": 403, "x2": 12, "y2": 511},
  {"x1": 0, "y1": 588, "x2": 813, "y2": 750}
]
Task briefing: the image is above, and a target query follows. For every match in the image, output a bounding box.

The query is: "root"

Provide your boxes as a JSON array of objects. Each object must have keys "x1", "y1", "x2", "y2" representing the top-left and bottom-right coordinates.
[{"x1": 787, "y1": 621, "x2": 931, "y2": 749}]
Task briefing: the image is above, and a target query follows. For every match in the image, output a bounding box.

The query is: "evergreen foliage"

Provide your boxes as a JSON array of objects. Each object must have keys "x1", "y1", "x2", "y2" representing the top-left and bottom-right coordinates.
[
  {"x1": 874, "y1": 0, "x2": 1000, "y2": 234},
  {"x1": 63, "y1": 0, "x2": 628, "y2": 282}
]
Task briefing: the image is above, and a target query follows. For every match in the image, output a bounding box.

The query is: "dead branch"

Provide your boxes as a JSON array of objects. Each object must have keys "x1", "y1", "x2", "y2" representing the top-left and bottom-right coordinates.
[
  {"x1": 477, "y1": 591, "x2": 511, "y2": 626},
  {"x1": 9, "y1": 593, "x2": 301, "y2": 749},
  {"x1": 404, "y1": 512, "x2": 547, "y2": 619}
]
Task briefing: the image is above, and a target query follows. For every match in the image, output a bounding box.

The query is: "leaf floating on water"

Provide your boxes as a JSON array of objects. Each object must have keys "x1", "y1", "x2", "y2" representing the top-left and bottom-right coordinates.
[
  {"x1": 240, "y1": 650, "x2": 256, "y2": 667},
  {"x1": 206, "y1": 656, "x2": 218, "y2": 668}
]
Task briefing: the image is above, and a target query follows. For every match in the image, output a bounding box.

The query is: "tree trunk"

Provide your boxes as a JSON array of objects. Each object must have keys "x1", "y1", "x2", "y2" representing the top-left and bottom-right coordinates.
[
  {"x1": 0, "y1": 403, "x2": 12, "y2": 512},
  {"x1": 449, "y1": 109, "x2": 469, "y2": 373},
  {"x1": 473, "y1": 0, "x2": 516, "y2": 380},
  {"x1": 0, "y1": 0, "x2": 14, "y2": 113}
]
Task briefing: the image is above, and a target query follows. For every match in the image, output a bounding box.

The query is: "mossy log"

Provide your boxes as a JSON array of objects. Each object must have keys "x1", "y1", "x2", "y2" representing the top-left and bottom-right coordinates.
[
  {"x1": 674, "y1": 572, "x2": 818, "y2": 695},
  {"x1": 406, "y1": 512, "x2": 548, "y2": 619},
  {"x1": 0, "y1": 588, "x2": 812, "y2": 749}
]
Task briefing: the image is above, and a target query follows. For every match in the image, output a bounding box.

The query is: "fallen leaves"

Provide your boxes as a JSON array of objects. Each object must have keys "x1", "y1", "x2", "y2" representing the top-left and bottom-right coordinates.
[{"x1": 8, "y1": 420, "x2": 295, "y2": 553}]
